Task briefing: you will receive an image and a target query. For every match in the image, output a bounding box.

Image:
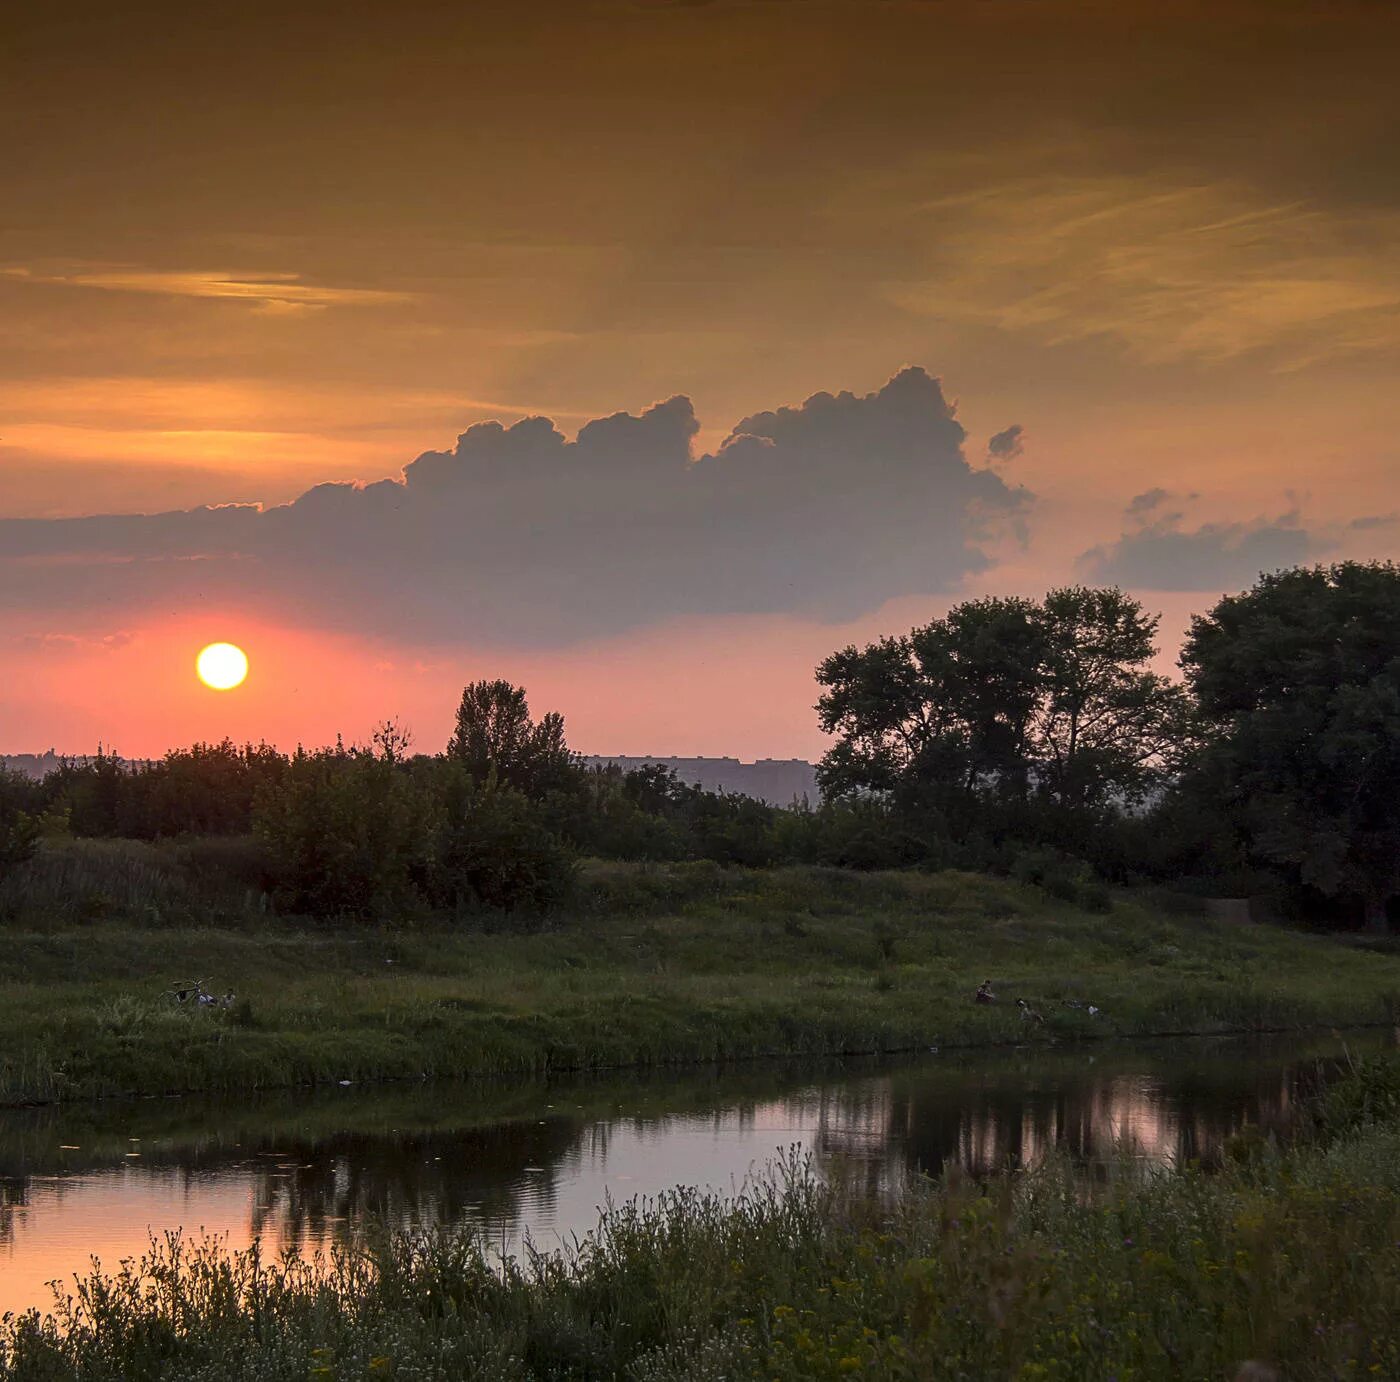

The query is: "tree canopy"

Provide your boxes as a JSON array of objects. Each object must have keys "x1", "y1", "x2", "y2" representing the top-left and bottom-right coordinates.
[
  {"x1": 446, "y1": 680, "x2": 577, "y2": 799},
  {"x1": 1181, "y1": 561, "x2": 1400, "y2": 931},
  {"x1": 816, "y1": 587, "x2": 1187, "y2": 818}
]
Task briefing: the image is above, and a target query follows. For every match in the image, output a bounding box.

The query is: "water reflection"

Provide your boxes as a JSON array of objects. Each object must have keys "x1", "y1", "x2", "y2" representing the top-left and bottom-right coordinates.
[{"x1": 0, "y1": 1032, "x2": 1384, "y2": 1317}]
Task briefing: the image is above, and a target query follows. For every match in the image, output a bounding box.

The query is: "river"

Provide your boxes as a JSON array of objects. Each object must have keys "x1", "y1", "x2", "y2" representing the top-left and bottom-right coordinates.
[{"x1": 0, "y1": 1030, "x2": 1386, "y2": 1319}]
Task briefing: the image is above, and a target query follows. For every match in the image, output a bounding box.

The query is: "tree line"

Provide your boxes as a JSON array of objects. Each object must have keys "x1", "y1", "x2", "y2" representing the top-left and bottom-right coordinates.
[
  {"x1": 3, "y1": 561, "x2": 1399, "y2": 928},
  {"x1": 816, "y1": 563, "x2": 1400, "y2": 930}
]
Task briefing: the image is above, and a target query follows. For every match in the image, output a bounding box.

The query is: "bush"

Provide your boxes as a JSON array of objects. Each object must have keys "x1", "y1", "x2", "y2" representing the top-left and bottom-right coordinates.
[
  {"x1": 0, "y1": 768, "x2": 43, "y2": 881},
  {"x1": 1313, "y1": 1055, "x2": 1400, "y2": 1139},
  {"x1": 1011, "y1": 848, "x2": 1111, "y2": 911},
  {"x1": 430, "y1": 772, "x2": 576, "y2": 916},
  {"x1": 254, "y1": 746, "x2": 433, "y2": 919},
  {"x1": 0, "y1": 807, "x2": 40, "y2": 882}
]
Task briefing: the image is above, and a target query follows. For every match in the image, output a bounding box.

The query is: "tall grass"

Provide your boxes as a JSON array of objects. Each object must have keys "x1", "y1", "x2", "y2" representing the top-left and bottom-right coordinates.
[
  {"x1": 5, "y1": 843, "x2": 1400, "y2": 1104},
  {"x1": 6, "y1": 1121, "x2": 1400, "y2": 1380}
]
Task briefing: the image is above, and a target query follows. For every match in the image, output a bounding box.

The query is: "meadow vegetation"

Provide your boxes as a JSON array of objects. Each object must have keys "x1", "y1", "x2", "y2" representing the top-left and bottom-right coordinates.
[
  {"x1": 3, "y1": 567, "x2": 1400, "y2": 1102},
  {"x1": 7, "y1": 1059, "x2": 1400, "y2": 1379},
  {"x1": 3, "y1": 848, "x2": 1399, "y2": 1105}
]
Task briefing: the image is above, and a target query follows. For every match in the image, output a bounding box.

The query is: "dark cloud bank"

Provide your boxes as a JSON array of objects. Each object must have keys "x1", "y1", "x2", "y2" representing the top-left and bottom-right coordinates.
[{"x1": 0, "y1": 368, "x2": 1029, "y2": 643}]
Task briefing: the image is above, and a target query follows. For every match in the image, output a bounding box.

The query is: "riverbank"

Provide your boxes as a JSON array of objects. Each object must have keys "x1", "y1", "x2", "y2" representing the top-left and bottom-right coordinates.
[
  {"x1": 6, "y1": 1061, "x2": 1400, "y2": 1379},
  {"x1": 4, "y1": 852, "x2": 1400, "y2": 1105}
]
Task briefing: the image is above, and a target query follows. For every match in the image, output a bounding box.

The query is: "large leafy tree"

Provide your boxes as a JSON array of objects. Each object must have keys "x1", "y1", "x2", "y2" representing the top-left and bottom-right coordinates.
[
  {"x1": 1035, "y1": 587, "x2": 1192, "y2": 813},
  {"x1": 1182, "y1": 562, "x2": 1400, "y2": 931},
  {"x1": 816, "y1": 587, "x2": 1186, "y2": 816},
  {"x1": 446, "y1": 680, "x2": 578, "y2": 799},
  {"x1": 816, "y1": 596, "x2": 1045, "y2": 807}
]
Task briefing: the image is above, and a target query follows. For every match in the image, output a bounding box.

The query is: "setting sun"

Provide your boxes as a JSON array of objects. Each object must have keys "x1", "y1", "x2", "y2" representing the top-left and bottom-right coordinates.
[{"x1": 196, "y1": 642, "x2": 249, "y2": 690}]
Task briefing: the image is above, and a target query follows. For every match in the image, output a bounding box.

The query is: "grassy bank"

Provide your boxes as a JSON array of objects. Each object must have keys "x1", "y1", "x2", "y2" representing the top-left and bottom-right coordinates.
[
  {"x1": 4, "y1": 842, "x2": 1400, "y2": 1104},
  {"x1": 7, "y1": 1077, "x2": 1400, "y2": 1379}
]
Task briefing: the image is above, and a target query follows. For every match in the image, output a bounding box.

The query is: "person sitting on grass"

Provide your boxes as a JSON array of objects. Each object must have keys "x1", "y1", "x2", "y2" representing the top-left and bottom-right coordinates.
[{"x1": 974, "y1": 979, "x2": 996, "y2": 1004}]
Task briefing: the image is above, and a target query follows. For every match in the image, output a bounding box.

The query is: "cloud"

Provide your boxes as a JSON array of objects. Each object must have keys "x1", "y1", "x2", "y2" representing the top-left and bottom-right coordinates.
[
  {"x1": 17, "y1": 630, "x2": 135, "y2": 653},
  {"x1": 1, "y1": 265, "x2": 411, "y2": 314},
  {"x1": 1077, "y1": 493, "x2": 1319, "y2": 592},
  {"x1": 886, "y1": 174, "x2": 1400, "y2": 368},
  {"x1": 1348, "y1": 513, "x2": 1399, "y2": 531},
  {"x1": 0, "y1": 367, "x2": 1028, "y2": 643},
  {"x1": 1125, "y1": 488, "x2": 1171, "y2": 520},
  {"x1": 986, "y1": 424, "x2": 1024, "y2": 462}
]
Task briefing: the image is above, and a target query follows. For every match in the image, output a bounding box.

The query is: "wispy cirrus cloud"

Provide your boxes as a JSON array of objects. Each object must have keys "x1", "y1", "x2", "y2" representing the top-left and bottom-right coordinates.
[
  {"x1": 883, "y1": 173, "x2": 1400, "y2": 369},
  {"x1": 1, "y1": 264, "x2": 413, "y2": 314}
]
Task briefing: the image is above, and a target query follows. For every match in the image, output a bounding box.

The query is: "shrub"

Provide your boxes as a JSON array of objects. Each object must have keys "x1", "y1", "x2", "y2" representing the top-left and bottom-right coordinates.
[
  {"x1": 1011, "y1": 848, "x2": 1110, "y2": 911},
  {"x1": 1313, "y1": 1055, "x2": 1400, "y2": 1139},
  {"x1": 254, "y1": 746, "x2": 434, "y2": 919},
  {"x1": 0, "y1": 768, "x2": 43, "y2": 881},
  {"x1": 429, "y1": 771, "x2": 576, "y2": 916}
]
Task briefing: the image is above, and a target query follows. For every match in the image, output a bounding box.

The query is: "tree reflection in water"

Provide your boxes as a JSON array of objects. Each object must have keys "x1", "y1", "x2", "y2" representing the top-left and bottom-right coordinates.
[{"x1": 0, "y1": 1032, "x2": 1387, "y2": 1269}]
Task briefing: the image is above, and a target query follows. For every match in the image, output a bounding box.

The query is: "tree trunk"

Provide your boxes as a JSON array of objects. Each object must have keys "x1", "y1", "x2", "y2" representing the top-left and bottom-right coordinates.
[{"x1": 1364, "y1": 892, "x2": 1390, "y2": 935}]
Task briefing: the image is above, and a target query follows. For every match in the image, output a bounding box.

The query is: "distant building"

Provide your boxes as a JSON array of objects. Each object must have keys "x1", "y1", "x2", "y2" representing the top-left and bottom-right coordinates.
[
  {"x1": 1, "y1": 751, "x2": 154, "y2": 780},
  {"x1": 1, "y1": 751, "x2": 67, "y2": 781},
  {"x1": 582, "y1": 755, "x2": 819, "y2": 807},
  {"x1": 5, "y1": 748, "x2": 823, "y2": 806}
]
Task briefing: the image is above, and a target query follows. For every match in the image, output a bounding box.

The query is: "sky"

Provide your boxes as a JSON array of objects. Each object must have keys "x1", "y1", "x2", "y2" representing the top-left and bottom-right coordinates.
[{"x1": 4, "y1": 0, "x2": 1399, "y2": 760}]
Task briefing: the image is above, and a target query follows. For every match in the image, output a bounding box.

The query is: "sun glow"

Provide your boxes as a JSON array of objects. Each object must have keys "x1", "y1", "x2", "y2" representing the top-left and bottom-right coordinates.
[{"x1": 196, "y1": 642, "x2": 249, "y2": 690}]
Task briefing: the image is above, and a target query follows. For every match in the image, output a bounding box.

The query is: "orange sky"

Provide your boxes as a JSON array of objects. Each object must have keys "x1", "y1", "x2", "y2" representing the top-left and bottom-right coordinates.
[{"x1": 3, "y1": 0, "x2": 1399, "y2": 759}]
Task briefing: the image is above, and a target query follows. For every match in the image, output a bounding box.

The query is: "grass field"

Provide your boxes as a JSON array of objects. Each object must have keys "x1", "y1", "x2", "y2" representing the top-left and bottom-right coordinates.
[{"x1": 4, "y1": 840, "x2": 1400, "y2": 1105}]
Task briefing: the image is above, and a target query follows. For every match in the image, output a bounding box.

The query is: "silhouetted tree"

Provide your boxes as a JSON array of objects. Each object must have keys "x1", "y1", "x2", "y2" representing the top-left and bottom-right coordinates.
[
  {"x1": 817, "y1": 588, "x2": 1186, "y2": 823},
  {"x1": 446, "y1": 680, "x2": 578, "y2": 799},
  {"x1": 1034, "y1": 586, "x2": 1192, "y2": 813},
  {"x1": 1182, "y1": 562, "x2": 1400, "y2": 932},
  {"x1": 816, "y1": 596, "x2": 1046, "y2": 809}
]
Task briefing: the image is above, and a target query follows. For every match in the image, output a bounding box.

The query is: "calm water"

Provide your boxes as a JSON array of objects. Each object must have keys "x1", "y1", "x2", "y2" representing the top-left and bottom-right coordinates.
[{"x1": 0, "y1": 1031, "x2": 1386, "y2": 1318}]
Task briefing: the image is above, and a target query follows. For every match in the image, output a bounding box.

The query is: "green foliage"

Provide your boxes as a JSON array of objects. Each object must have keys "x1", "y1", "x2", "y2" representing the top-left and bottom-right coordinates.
[
  {"x1": 0, "y1": 835, "x2": 270, "y2": 929},
  {"x1": 1182, "y1": 561, "x2": 1400, "y2": 930},
  {"x1": 0, "y1": 769, "x2": 41, "y2": 881},
  {"x1": 1011, "y1": 848, "x2": 1111, "y2": 911},
  {"x1": 541, "y1": 765, "x2": 691, "y2": 862},
  {"x1": 1312, "y1": 1054, "x2": 1400, "y2": 1139},
  {"x1": 39, "y1": 741, "x2": 288, "y2": 840},
  {"x1": 254, "y1": 744, "x2": 434, "y2": 919},
  {"x1": 430, "y1": 771, "x2": 576, "y2": 916},
  {"x1": 1035, "y1": 586, "x2": 1194, "y2": 812}
]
